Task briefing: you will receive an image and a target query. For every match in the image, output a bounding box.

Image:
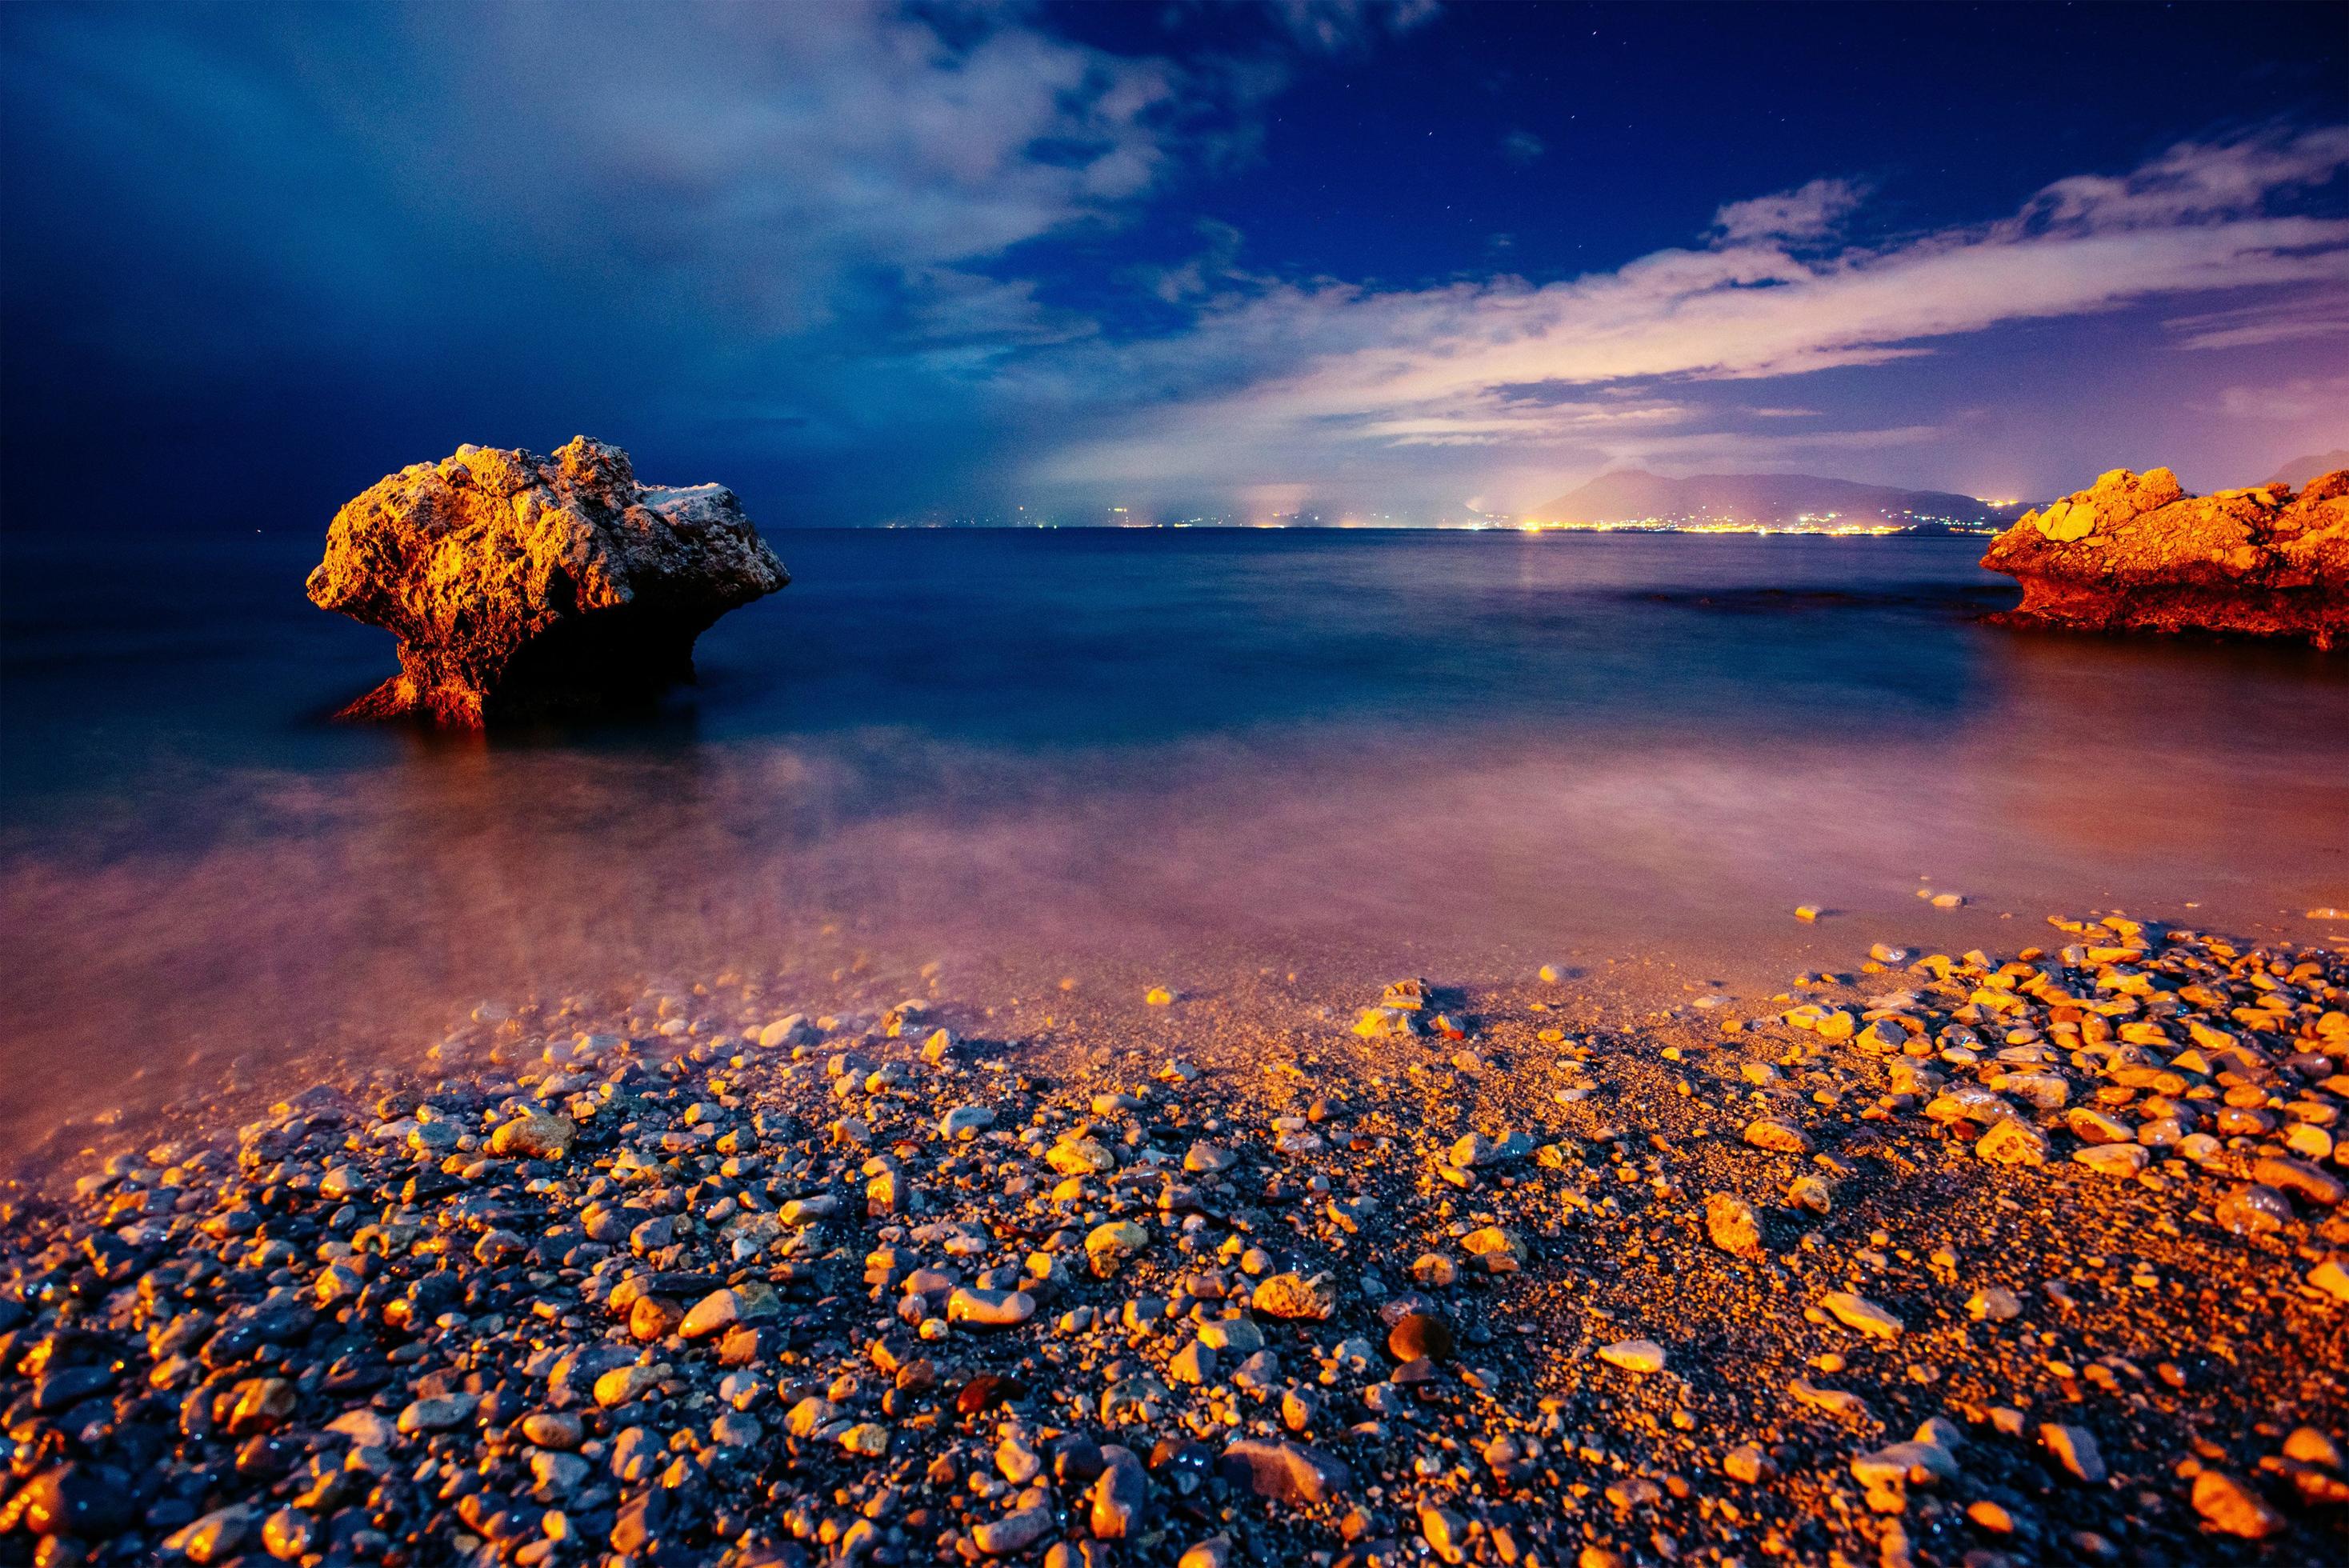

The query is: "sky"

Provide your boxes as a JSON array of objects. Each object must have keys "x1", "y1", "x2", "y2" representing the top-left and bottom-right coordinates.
[{"x1": 3, "y1": 0, "x2": 2346, "y2": 529}]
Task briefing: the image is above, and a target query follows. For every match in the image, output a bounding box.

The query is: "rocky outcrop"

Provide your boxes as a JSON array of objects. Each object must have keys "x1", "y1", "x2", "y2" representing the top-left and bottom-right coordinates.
[
  {"x1": 1980, "y1": 466, "x2": 2348, "y2": 649},
  {"x1": 308, "y1": 438, "x2": 787, "y2": 724}
]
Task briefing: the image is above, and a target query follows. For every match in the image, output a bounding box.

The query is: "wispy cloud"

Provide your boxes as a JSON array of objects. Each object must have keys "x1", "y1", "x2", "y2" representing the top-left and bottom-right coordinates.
[
  {"x1": 2164, "y1": 291, "x2": 2349, "y2": 350},
  {"x1": 1713, "y1": 177, "x2": 1867, "y2": 242},
  {"x1": 1028, "y1": 128, "x2": 2349, "y2": 498},
  {"x1": 2216, "y1": 374, "x2": 2349, "y2": 422}
]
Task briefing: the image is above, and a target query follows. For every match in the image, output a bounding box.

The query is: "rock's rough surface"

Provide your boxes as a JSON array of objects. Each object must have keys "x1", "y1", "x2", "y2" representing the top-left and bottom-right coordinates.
[
  {"x1": 308, "y1": 437, "x2": 788, "y2": 724},
  {"x1": 1980, "y1": 466, "x2": 2348, "y2": 648}
]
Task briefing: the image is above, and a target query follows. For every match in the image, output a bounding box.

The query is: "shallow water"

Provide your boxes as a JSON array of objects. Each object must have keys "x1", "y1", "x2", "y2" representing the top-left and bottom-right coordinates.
[{"x1": 4, "y1": 527, "x2": 2347, "y2": 1145}]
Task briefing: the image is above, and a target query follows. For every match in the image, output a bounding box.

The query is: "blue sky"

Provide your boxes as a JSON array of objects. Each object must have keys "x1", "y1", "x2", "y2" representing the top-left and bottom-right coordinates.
[{"x1": 4, "y1": 0, "x2": 2345, "y2": 527}]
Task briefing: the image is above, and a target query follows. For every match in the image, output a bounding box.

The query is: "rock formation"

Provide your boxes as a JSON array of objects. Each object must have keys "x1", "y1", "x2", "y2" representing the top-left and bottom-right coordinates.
[
  {"x1": 308, "y1": 438, "x2": 787, "y2": 724},
  {"x1": 1979, "y1": 466, "x2": 2348, "y2": 649}
]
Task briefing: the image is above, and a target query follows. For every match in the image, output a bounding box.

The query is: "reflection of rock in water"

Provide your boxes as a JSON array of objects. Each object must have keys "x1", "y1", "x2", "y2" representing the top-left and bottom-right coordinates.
[
  {"x1": 1634, "y1": 584, "x2": 2015, "y2": 618},
  {"x1": 307, "y1": 437, "x2": 788, "y2": 725}
]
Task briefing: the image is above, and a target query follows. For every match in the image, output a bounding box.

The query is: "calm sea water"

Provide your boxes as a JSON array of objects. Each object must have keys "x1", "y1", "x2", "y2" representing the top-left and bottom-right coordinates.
[{"x1": 4, "y1": 528, "x2": 2347, "y2": 1144}]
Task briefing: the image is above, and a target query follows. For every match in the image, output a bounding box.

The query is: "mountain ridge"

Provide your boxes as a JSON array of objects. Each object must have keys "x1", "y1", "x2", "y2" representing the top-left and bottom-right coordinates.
[{"x1": 2267, "y1": 450, "x2": 2349, "y2": 488}]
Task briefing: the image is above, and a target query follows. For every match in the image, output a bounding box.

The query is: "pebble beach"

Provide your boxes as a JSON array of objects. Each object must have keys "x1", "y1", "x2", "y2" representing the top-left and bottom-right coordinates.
[{"x1": 6, "y1": 913, "x2": 2345, "y2": 1568}]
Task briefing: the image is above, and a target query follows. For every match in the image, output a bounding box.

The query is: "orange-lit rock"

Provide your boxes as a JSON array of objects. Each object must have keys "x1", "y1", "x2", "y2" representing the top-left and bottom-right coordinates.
[
  {"x1": 307, "y1": 437, "x2": 787, "y2": 725},
  {"x1": 1980, "y1": 466, "x2": 2347, "y2": 648}
]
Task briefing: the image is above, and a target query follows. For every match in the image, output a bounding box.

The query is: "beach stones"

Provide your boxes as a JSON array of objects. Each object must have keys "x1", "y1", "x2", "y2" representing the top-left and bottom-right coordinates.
[
  {"x1": 2192, "y1": 1470, "x2": 2286, "y2": 1538},
  {"x1": 487, "y1": 1111, "x2": 574, "y2": 1160},
  {"x1": 2072, "y1": 1142, "x2": 2149, "y2": 1177},
  {"x1": 679, "y1": 1284, "x2": 779, "y2": 1339},
  {"x1": 1218, "y1": 1438, "x2": 1351, "y2": 1505},
  {"x1": 938, "y1": 1103, "x2": 995, "y2": 1139},
  {"x1": 1597, "y1": 1338, "x2": 1667, "y2": 1374},
  {"x1": 1387, "y1": 1311, "x2": 1452, "y2": 1362},
  {"x1": 1967, "y1": 1286, "x2": 2023, "y2": 1322},
  {"x1": 9, "y1": 910, "x2": 2345, "y2": 1568},
  {"x1": 1198, "y1": 1317, "x2": 1263, "y2": 1354},
  {"x1": 1183, "y1": 1141, "x2": 1237, "y2": 1173},
  {"x1": 1459, "y1": 1226, "x2": 1526, "y2": 1272},
  {"x1": 1705, "y1": 1193, "x2": 1765, "y2": 1258},
  {"x1": 972, "y1": 1502, "x2": 1054, "y2": 1555},
  {"x1": 1820, "y1": 1292, "x2": 1903, "y2": 1339},
  {"x1": 948, "y1": 1286, "x2": 1037, "y2": 1329},
  {"x1": 11, "y1": 1464, "x2": 136, "y2": 1538},
  {"x1": 1084, "y1": 1220, "x2": 1150, "y2": 1277},
  {"x1": 1976, "y1": 1118, "x2": 2050, "y2": 1166},
  {"x1": 2040, "y1": 1422, "x2": 2106, "y2": 1483},
  {"x1": 1251, "y1": 1272, "x2": 1337, "y2": 1320},
  {"x1": 1742, "y1": 1118, "x2": 1814, "y2": 1154}
]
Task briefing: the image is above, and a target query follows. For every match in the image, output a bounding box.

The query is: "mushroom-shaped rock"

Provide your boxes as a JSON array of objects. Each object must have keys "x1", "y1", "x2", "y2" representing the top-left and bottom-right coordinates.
[{"x1": 308, "y1": 437, "x2": 788, "y2": 724}]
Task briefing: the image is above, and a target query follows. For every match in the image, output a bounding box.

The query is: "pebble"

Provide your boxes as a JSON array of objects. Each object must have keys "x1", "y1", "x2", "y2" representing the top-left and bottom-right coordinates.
[
  {"x1": 949, "y1": 1286, "x2": 1038, "y2": 1328},
  {"x1": 1820, "y1": 1291, "x2": 1903, "y2": 1339},
  {"x1": 1218, "y1": 1438, "x2": 1352, "y2": 1504},
  {"x1": 1251, "y1": 1271, "x2": 1337, "y2": 1319},
  {"x1": 1743, "y1": 1118, "x2": 1815, "y2": 1154},
  {"x1": 2040, "y1": 1422, "x2": 2106, "y2": 1483},
  {"x1": 2191, "y1": 1469, "x2": 2286, "y2": 1538},
  {"x1": 1704, "y1": 1192, "x2": 1765, "y2": 1258},
  {"x1": 1596, "y1": 1338, "x2": 1667, "y2": 1374},
  {"x1": 1090, "y1": 1444, "x2": 1150, "y2": 1538},
  {"x1": 973, "y1": 1502, "x2": 1055, "y2": 1555}
]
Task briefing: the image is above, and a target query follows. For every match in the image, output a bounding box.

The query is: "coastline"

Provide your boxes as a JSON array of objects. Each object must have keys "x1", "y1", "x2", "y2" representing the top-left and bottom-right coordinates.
[{"x1": 6, "y1": 914, "x2": 2344, "y2": 1565}]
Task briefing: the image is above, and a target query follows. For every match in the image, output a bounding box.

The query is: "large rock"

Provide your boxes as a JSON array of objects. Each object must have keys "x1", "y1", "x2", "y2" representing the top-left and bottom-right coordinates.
[
  {"x1": 1980, "y1": 466, "x2": 2347, "y2": 648},
  {"x1": 308, "y1": 437, "x2": 787, "y2": 724}
]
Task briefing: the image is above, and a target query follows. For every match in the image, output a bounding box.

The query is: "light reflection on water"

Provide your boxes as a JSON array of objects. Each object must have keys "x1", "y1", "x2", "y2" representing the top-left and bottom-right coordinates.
[{"x1": 3, "y1": 528, "x2": 2345, "y2": 1147}]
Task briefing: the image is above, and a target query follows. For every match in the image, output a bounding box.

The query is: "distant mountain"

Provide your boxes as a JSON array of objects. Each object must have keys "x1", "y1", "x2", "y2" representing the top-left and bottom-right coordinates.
[
  {"x1": 2267, "y1": 450, "x2": 2349, "y2": 488},
  {"x1": 1523, "y1": 469, "x2": 2031, "y2": 530}
]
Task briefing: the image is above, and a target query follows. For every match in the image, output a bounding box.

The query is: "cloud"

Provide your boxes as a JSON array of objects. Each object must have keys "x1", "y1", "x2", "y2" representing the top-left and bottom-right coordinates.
[
  {"x1": 1713, "y1": 177, "x2": 1867, "y2": 242},
  {"x1": 2216, "y1": 374, "x2": 2349, "y2": 422},
  {"x1": 1501, "y1": 130, "x2": 1546, "y2": 166},
  {"x1": 1026, "y1": 128, "x2": 2349, "y2": 498},
  {"x1": 2164, "y1": 291, "x2": 2349, "y2": 350},
  {"x1": 1144, "y1": 219, "x2": 1248, "y2": 304},
  {"x1": 1, "y1": 1, "x2": 1261, "y2": 346},
  {"x1": 1261, "y1": 0, "x2": 1441, "y2": 54}
]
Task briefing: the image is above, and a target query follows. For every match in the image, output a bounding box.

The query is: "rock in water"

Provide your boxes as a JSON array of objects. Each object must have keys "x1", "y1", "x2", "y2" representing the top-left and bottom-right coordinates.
[
  {"x1": 307, "y1": 437, "x2": 788, "y2": 724},
  {"x1": 1979, "y1": 466, "x2": 2347, "y2": 648}
]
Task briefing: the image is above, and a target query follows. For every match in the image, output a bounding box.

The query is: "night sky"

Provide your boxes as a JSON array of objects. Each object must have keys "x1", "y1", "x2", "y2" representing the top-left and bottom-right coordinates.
[{"x1": 4, "y1": 0, "x2": 2345, "y2": 530}]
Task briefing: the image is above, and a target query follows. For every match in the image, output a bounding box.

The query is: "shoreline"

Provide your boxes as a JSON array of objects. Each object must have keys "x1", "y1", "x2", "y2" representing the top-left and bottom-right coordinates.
[{"x1": 4, "y1": 915, "x2": 2344, "y2": 1566}]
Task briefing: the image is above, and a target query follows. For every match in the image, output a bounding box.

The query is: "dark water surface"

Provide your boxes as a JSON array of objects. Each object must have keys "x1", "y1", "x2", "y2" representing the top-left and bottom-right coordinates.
[{"x1": 5, "y1": 528, "x2": 2347, "y2": 1143}]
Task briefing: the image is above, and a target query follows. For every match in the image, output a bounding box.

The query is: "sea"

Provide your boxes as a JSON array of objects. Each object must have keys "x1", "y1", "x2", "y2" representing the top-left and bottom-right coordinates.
[{"x1": 4, "y1": 526, "x2": 2346, "y2": 1147}]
